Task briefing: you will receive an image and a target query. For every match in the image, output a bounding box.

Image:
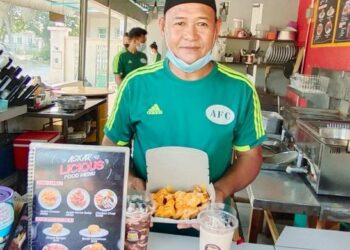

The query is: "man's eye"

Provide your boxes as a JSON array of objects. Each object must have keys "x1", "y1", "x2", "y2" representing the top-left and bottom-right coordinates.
[
  {"x1": 197, "y1": 22, "x2": 208, "y2": 27},
  {"x1": 175, "y1": 22, "x2": 185, "y2": 26}
]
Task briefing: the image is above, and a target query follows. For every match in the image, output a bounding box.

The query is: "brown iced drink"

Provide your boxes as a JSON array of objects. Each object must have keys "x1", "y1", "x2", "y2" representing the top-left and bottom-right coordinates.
[{"x1": 124, "y1": 192, "x2": 154, "y2": 250}]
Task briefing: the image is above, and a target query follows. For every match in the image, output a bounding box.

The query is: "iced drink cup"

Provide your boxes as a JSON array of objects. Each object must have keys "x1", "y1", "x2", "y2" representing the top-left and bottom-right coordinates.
[
  {"x1": 198, "y1": 204, "x2": 238, "y2": 250},
  {"x1": 124, "y1": 192, "x2": 154, "y2": 250}
]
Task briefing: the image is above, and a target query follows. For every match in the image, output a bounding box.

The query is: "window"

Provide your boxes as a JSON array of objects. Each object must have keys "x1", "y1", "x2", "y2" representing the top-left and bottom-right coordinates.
[
  {"x1": 0, "y1": 2, "x2": 80, "y2": 85},
  {"x1": 98, "y1": 28, "x2": 107, "y2": 39}
]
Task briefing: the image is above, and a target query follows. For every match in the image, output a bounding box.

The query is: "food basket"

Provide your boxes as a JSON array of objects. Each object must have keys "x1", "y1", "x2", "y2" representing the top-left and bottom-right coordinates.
[{"x1": 290, "y1": 73, "x2": 330, "y2": 94}]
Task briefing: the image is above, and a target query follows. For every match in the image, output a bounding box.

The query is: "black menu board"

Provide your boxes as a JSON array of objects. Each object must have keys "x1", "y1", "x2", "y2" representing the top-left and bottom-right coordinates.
[
  {"x1": 335, "y1": 0, "x2": 350, "y2": 43},
  {"x1": 313, "y1": 0, "x2": 339, "y2": 45},
  {"x1": 27, "y1": 143, "x2": 130, "y2": 250}
]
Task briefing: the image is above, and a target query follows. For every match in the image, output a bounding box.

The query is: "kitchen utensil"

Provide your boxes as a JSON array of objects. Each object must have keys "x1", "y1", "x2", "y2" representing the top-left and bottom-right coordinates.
[
  {"x1": 278, "y1": 30, "x2": 297, "y2": 41},
  {"x1": 54, "y1": 95, "x2": 87, "y2": 112},
  {"x1": 263, "y1": 151, "x2": 298, "y2": 165}
]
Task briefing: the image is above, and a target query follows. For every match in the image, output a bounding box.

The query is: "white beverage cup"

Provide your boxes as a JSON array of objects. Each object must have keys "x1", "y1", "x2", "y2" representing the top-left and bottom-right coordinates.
[{"x1": 198, "y1": 203, "x2": 238, "y2": 250}]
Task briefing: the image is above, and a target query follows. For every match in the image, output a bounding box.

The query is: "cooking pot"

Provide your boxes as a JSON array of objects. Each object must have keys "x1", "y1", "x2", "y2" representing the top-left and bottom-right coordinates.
[
  {"x1": 277, "y1": 30, "x2": 297, "y2": 41},
  {"x1": 54, "y1": 96, "x2": 86, "y2": 112}
]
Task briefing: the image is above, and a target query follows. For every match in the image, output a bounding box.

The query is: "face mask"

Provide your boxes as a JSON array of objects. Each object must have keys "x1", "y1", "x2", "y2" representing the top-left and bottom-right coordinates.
[
  {"x1": 137, "y1": 43, "x2": 146, "y2": 52},
  {"x1": 124, "y1": 43, "x2": 129, "y2": 48},
  {"x1": 166, "y1": 48, "x2": 213, "y2": 73}
]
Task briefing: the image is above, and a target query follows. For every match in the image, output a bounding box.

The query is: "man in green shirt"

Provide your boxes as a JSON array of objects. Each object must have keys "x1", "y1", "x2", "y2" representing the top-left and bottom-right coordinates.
[
  {"x1": 113, "y1": 27, "x2": 148, "y2": 86},
  {"x1": 104, "y1": 0, "x2": 265, "y2": 230},
  {"x1": 112, "y1": 32, "x2": 129, "y2": 85}
]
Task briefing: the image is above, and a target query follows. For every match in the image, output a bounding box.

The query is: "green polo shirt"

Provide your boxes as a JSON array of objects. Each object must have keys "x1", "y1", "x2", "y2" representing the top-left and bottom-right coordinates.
[
  {"x1": 105, "y1": 59, "x2": 265, "y2": 182},
  {"x1": 113, "y1": 50, "x2": 147, "y2": 79}
]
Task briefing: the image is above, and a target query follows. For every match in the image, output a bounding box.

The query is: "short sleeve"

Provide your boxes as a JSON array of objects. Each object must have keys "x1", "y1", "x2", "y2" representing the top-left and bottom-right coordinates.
[
  {"x1": 113, "y1": 52, "x2": 125, "y2": 76},
  {"x1": 104, "y1": 83, "x2": 133, "y2": 146},
  {"x1": 233, "y1": 87, "x2": 266, "y2": 152}
]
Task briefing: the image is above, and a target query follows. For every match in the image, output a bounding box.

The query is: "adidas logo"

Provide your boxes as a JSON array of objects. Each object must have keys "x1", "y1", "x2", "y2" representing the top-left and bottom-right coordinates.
[
  {"x1": 147, "y1": 104, "x2": 163, "y2": 115},
  {"x1": 128, "y1": 60, "x2": 133, "y2": 64}
]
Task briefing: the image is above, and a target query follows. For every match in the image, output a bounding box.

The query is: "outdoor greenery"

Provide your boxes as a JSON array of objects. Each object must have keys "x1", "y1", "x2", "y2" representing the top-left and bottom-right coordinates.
[{"x1": 0, "y1": 2, "x2": 79, "y2": 61}]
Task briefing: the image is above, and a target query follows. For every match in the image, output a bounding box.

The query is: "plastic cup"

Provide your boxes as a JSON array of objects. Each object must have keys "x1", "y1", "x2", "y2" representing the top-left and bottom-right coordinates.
[
  {"x1": 198, "y1": 203, "x2": 238, "y2": 250},
  {"x1": 124, "y1": 191, "x2": 154, "y2": 250}
]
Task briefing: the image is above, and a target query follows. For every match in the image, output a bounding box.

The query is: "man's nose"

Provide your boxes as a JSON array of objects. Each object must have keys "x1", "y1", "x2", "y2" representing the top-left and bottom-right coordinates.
[{"x1": 183, "y1": 24, "x2": 199, "y2": 40}]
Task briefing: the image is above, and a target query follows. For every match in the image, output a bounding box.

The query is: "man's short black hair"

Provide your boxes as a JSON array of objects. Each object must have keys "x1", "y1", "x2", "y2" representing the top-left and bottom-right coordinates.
[
  {"x1": 124, "y1": 32, "x2": 129, "y2": 37},
  {"x1": 128, "y1": 27, "x2": 147, "y2": 39}
]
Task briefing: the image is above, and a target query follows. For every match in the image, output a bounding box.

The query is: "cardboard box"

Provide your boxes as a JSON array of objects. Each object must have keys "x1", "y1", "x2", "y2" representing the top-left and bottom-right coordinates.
[{"x1": 146, "y1": 146, "x2": 215, "y2": 224}]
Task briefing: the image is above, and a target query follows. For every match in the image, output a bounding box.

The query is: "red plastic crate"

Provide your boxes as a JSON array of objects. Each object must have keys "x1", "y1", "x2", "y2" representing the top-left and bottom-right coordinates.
[{"x1": 13, "y1": 131, "x2": 60, "y2": 170}]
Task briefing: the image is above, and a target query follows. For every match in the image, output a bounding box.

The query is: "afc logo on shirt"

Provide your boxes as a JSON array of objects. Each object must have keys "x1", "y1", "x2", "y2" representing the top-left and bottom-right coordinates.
[{"x1": 206, "y1": 105, "x2": 235, "y2": 125}]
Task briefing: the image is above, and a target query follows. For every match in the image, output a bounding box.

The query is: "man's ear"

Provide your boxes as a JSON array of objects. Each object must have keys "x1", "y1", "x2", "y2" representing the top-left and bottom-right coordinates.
[{"x1": 159, "y1": 16, "x2": 165, "y2": 37}]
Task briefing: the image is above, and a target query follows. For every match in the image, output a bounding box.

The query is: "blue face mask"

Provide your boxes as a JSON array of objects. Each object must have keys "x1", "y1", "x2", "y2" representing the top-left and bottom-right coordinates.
[
  {"x1": 166, "y1": 48, "x2": 213, "y2": 73},
  {"x1": 137, "y1": 43, "x2": 147, "y2": 52}
]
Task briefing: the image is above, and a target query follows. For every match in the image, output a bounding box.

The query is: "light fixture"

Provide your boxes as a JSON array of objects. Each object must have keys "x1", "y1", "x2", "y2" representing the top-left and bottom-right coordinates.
[
  {"x1": 152, "y1": 0, "x2": 158, "y2": 19},
  {"x1": 129, "y1": 0, "x2": 150, "y2": 13},
  {"x1": 219, "y1": 2, "x2": 229, "y2": 22}
]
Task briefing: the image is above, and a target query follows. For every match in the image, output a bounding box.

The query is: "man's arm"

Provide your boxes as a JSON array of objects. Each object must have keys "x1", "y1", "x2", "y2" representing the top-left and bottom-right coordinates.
[
  {"x1": 213, "y1": 146, "x2": 262, "y2": 202},
  {"x1": 115, "y1": 74, "x2": 123, "y2": 87},
  {"x1": 102, "y1": 136, "x2": 145, "y2": 191}
]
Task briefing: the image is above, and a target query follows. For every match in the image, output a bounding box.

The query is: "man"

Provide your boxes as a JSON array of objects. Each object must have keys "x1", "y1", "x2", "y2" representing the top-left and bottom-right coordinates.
[
  {"x1": 149, "y1": 41, "x2": 162, "y2": 63},
  {"x1": 112, "y1": 27, "x2": 148, "y2": 86},
  {"x1": 112, "y1": 32, "x2": 130, "y2": 85},
  {"x1": 104, "y1": 0, "x2": 265, "y2": 231}
]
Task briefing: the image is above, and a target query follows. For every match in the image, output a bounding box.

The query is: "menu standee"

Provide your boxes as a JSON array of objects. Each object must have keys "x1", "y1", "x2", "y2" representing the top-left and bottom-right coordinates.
[
  {"x1": 27, "y1": 143, "x2": 130, "y2": 250},
  {"x1": 312, "y1": 0, "x2": 339, "y2": 46},
  {"x1": 334, "y1": 0, "x2": 350, "y2": 43}
]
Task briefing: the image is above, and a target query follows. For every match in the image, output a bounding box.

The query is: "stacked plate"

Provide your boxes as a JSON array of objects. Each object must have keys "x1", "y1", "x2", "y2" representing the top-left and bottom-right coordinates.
[{"x1": 264, "y1": 44, "x2": 296, "y2": 65}]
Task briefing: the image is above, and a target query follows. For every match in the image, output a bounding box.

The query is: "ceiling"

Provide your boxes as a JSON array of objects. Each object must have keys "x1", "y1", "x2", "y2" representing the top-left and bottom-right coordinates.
[{"x1": 130, "y1": 0, "x2": 166, "y2": 12}]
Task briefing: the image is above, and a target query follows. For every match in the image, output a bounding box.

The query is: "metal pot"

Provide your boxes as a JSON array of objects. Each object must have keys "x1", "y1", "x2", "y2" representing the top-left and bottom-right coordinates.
[
  {"x1": 54, "y1": 96, "x2": 86, "y2": 112},
  {"x1": 277, "y1": 30, "x2": 297, "y2": 41}
]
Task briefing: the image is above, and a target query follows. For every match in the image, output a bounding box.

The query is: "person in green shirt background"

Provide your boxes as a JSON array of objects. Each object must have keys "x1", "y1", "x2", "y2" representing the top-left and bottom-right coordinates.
[
  {"x1": 113, "y1": 27, "x2": 148, "y2": 86},
  {"x1": 104, "y1": 0, "x2": 265, "y2": 236},
  {"x1": 112, "y1": 32, "x2": 130, "y2": 85},
  {"x1": 149, "y1": 41, "x2": 162, "y2": 64}
]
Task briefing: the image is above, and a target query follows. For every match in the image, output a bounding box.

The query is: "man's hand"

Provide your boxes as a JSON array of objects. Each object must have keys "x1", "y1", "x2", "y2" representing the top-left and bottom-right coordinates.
[{"x1": 128, "y1": 175, "x2": 146, "y2": 191}]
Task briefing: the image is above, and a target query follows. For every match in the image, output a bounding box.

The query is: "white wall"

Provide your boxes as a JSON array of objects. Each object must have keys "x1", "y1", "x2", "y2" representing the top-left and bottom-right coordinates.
[{"x1": 219, "y1": 0, "x2": 299, "y2": 33}]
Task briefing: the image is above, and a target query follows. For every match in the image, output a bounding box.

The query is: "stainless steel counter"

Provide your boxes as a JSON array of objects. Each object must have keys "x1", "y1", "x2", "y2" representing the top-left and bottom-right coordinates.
[
  {"x1": 247, "y1": 170, "x2": 320, "y2": 215},
  {"x1": 315, "y1": 192, "x2": 350, "y2": 223}
]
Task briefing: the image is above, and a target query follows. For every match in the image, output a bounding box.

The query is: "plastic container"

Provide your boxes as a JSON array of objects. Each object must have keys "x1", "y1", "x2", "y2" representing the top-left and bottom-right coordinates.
[
  {"x1": 262, "y1": 111, "x2": 283, "y2": 134},
  {"x1": 13, "y1": 131, "x2": 60, "y2": 170},
  {"x1": 0, "y1": 186, "x2": 14, "y2": 244}
]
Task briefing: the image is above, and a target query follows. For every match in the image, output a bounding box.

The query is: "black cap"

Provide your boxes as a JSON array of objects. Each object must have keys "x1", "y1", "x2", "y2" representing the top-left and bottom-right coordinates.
[{"x1": 164, "y1": 0, "x2": 216, "y2": 15}]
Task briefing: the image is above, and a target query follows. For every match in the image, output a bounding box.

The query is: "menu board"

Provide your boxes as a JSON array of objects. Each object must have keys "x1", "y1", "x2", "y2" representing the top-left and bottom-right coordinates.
[
  {"x1": 27, "y1": 143, "x2": 130, "y2": 250},
  {"x1": 313, "y1": 0, "x2": 339, "y2": 45},
  {"x1": 335, "y1": 0, "x2": 350, "y2": 43}
]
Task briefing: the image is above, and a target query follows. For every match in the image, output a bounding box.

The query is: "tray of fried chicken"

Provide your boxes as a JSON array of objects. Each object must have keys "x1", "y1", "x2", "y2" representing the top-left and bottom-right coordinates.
[{"x1": 150, "y1": 185, "x2": 214, "y2": 223}]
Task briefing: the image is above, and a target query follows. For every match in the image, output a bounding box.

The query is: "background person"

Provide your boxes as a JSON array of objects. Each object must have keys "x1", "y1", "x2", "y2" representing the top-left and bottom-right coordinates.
[{"x1": 112, "y1": 27, "x2": 148, "y2": 86}]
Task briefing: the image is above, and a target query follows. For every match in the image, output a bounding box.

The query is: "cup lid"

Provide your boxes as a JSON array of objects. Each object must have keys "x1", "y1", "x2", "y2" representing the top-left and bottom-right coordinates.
[
  {"x1": 126, "y1": 191, "x2": 155, "y2": 216},
  {"x1": 0, "y1": 186, "x2": 14, "y2": 203}
]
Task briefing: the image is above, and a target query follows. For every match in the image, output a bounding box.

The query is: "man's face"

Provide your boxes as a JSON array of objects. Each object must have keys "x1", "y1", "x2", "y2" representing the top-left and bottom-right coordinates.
[
  {"x1": 123, "y1": 35, "x2": 130, "y2": 46},
  {"x1": 139, "y1": 34, "x2": 146, "y2": 44},
  {"x1": 160, "y1": 3, "x2": 221, "y2": 64}
]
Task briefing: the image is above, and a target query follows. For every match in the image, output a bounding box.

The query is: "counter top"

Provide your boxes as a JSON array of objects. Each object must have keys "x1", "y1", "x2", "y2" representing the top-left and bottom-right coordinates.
[
  {"x1": 276, "y1": 226, "x2": 350, "y2": 250},
  {"x1": 247, "y1": 170, "x2": 320, "y2": 215},
  {"x1": 25, "y1": 98, "x2": 105, "y2": 119},
  {"x1": 148, "y1": 232, "x2": 274, "y2": 250}
]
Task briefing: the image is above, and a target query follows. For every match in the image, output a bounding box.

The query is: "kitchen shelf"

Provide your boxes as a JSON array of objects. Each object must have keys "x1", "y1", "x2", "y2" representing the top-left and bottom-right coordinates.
[
  {"x1": 219, "y1": 61, "x2": 285, "y2": 68},
  {"x1": 219, "y1": 36, "x2": 295, "y2": 43},
  {"x1": 0, "y1": 105, "x2": 27, "y2": 123}
]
